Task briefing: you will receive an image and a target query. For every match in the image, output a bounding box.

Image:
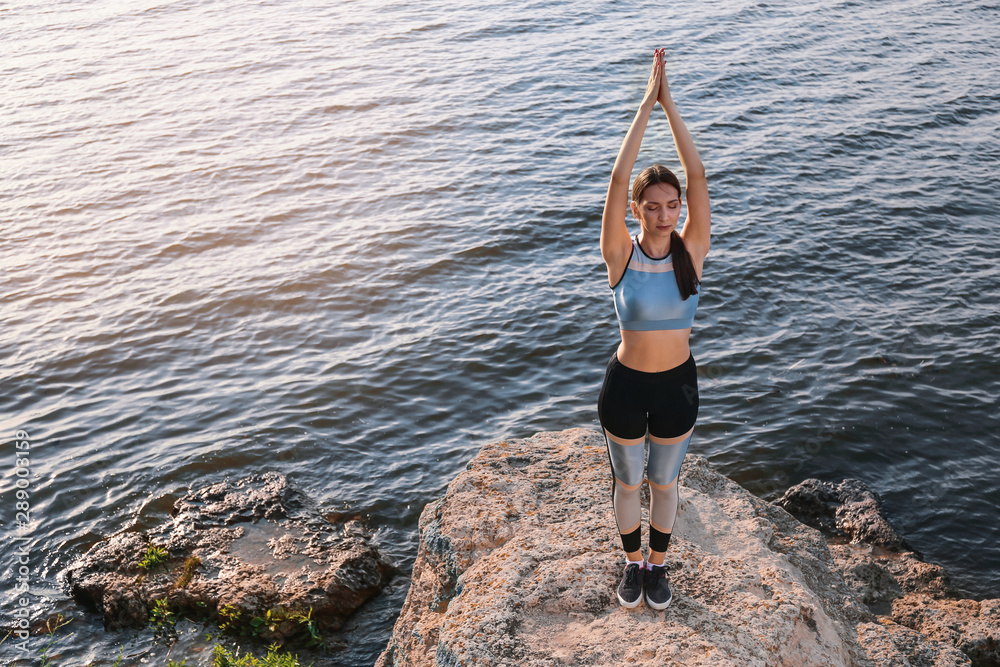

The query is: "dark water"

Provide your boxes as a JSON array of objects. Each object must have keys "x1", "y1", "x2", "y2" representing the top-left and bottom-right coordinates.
[{"x1": 2, "y1": 0, "x2": 999, "y2": 663}]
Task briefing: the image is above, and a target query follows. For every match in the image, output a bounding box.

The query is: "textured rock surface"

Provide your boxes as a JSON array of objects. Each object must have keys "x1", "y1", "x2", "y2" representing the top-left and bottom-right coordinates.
[
  {"x1": 779, "y1": 478, "x2": 1000, "y2": 666},
  {"x1": 376, "y1": 428, "x2": 981, "y2": 667},
  {"x1": 65, "y1": 472, "x2": 395, "y2": 644}
]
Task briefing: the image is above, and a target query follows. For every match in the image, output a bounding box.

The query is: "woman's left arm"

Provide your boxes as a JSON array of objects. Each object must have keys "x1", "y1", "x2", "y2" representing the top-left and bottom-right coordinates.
[{"x1": 658, "y1": 68, "x2": 710, "y2": 264}]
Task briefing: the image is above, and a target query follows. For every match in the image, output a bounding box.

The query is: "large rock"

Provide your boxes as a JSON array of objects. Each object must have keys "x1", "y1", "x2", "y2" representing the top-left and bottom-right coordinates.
[
  {"x1": 65, "y1": 472, "x2": 395, "y2": 644},
  {"x1": 375, "y1": 428, "x2": 977, "y2": 667}
]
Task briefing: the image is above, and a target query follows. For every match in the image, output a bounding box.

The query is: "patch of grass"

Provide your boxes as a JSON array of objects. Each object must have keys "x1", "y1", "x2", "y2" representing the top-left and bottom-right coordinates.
[
  {"x1": 150, "y1": 598, "x2": 176, "y2": 628},
  {"x1": 138, "y1": 545, "x2": 169, "y2": 570},
  {"x1": 38, "y1": 614, "x2": 74, "y2": 667},
  {"x1": 216, "y1": 605, "x2": 320, "y2": 647},
  {"x1": 211, "y1": 643, "x2": 310, "y2": 667},
  {"x1": 173, "y1": 556, "x2": 202, "y2": 589},
  {"x1": 149, "y1": 597, "x2": 178, "y2": 644},
  {"x1": 217, "y1": 603, "x2": 244, "y2": 635}
]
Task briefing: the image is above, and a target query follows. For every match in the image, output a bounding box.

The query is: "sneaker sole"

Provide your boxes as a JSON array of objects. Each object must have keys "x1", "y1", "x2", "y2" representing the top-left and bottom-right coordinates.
[
  {"x1": 617, "y1": 591, "x2": 643, "y2": 608},
  {"x1": 645, "y1": 592, "x2": 672, "y2": 610}
]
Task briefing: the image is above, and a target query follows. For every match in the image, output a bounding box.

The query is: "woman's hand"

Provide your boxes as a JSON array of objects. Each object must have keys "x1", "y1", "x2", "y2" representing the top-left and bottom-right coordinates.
[
  {"x1": 656, "y1": 50, "x2": 673, "y2": 107},
  {"x1": 641, "y1": 48, "x2": 664, "y2": 108}
]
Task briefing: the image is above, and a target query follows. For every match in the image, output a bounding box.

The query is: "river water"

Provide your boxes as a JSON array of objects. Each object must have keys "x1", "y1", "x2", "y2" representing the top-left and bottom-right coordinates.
[{"x1": 2, "y1": 0, "x2": 998, "y2": 664}]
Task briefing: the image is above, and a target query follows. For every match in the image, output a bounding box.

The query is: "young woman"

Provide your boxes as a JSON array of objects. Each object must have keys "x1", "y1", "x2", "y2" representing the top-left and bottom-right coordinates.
[{"x1": 597, "y1": 48, "x2": 710, "y2": 610}]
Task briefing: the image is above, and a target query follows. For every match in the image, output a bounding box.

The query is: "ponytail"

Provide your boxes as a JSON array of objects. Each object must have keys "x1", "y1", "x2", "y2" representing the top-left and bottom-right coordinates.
[{"x1": 669, "y1": 230, "x2": 700, "y2": 300}]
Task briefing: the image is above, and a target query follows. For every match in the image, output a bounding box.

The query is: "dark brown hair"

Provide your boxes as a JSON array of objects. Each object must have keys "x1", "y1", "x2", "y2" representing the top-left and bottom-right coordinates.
[{"x1": 631, "y1": 164, "x2": 700, "y2": 300}]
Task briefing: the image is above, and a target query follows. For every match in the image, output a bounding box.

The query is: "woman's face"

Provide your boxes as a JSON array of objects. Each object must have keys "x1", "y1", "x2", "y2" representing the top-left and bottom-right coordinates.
[{"x1": 631, "y1": 182, "x2": 682, "y2": 237}]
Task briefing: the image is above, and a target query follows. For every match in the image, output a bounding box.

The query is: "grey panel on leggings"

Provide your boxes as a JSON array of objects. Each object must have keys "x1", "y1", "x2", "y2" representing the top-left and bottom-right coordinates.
[
  {"x1": 605, "y1": 435, "x2": 646, "y2": 487},
  {"x1": 646, "y1": 432, "x2": 693, "y2": 487}
]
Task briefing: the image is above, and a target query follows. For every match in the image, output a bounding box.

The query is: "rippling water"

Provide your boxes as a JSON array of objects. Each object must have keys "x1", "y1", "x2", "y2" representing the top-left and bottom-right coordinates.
[{"x1": 2, "y1": 0, "x2": 999, "y2": 663}]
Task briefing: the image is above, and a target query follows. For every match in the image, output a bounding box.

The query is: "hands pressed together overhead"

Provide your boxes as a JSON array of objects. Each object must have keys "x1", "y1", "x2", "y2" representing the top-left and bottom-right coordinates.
[{"x1": 642, "y1": 47, "x2": 673, "y2": 108}]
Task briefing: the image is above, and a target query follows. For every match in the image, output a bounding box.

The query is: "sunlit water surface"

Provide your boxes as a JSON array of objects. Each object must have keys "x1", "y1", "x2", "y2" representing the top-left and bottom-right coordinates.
[{"x1": 2, "y1": 0, "x2": 999, "y2": 663}]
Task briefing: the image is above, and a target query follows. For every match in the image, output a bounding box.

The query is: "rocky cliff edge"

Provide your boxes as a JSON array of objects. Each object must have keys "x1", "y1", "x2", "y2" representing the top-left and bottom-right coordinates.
[{"x1": 376, "y1": 428, "x2": 997, "y2": 667}]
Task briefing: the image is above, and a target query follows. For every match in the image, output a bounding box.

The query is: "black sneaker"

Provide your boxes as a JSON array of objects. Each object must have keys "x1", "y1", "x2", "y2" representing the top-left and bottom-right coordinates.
[
  {"x1": 616, "y1": 562, "x2": 644, "y2": 608},
  {"x1": 644, "y1": 563, "x2": 672, "y2": 610}
]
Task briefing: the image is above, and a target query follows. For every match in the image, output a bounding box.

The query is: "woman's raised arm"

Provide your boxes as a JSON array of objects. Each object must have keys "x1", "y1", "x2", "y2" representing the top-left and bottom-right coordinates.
[
  {"x1": 601, "y1": 49, "x2": 664, "y2": 286},
  {"x1": 657, "y1": 61, "x2": 710, "y2": 263}
]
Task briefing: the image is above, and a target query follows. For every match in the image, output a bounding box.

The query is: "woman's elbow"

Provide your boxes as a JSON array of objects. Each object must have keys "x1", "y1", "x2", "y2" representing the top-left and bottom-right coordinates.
[{"x1": 686, "y1": 166, "x2": 707, "y2": 182}]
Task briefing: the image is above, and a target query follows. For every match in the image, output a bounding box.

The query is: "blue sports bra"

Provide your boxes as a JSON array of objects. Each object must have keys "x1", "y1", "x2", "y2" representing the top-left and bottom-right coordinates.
[{"x1": 611, "y1": 234, "x2": 699, "y2": 331}]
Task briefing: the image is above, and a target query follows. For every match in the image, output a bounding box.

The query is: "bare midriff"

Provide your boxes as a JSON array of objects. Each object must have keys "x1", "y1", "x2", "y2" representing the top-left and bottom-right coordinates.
[{"x1": 616, "y1": 328, "x2": 692, "y2": 373}]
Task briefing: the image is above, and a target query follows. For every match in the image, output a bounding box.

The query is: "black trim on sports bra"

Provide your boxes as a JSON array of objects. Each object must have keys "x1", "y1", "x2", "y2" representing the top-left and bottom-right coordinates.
[
  {"x1": 609, "y1": 242, "x2": 635, "y2": 291},
  {"x1": 635, "y1": 234, "x2": 671, "y2": 261}
]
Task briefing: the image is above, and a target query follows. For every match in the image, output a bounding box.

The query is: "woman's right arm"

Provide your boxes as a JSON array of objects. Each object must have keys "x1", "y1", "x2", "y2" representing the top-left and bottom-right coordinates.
[{"x1": 602, "y1": 49, "x2": 663, "y2": 286}]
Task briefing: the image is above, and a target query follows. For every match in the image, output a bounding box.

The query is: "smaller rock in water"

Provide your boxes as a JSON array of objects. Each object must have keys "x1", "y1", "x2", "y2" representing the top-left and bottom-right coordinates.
[
  {"x1": 776, "y1": 477, "x2": 911, "y2": 551},
  {"x1": 777, "y1": 476, "x2": 1000, "y2": 667},
  {"x1": 65, "y1": 472, "x2": 395, "y2": 644}
]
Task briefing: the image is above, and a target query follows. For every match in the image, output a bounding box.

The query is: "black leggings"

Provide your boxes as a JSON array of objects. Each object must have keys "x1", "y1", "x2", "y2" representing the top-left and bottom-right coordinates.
[
  {"x1": 598, "y1": 351, "x2": 699, "y2": 440},
  {"x1": 597, "y1": 350, "x2": 699, "y2": 553}
]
